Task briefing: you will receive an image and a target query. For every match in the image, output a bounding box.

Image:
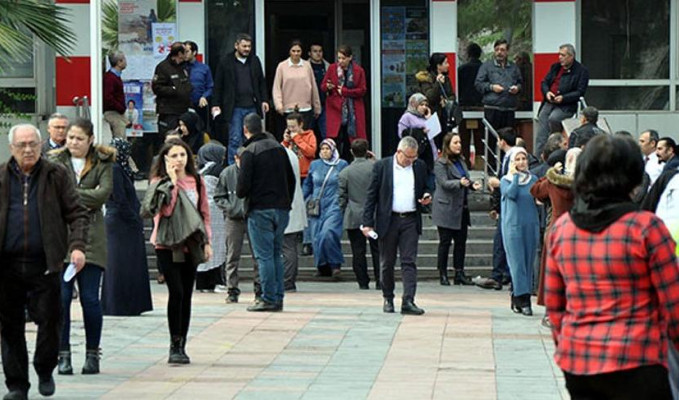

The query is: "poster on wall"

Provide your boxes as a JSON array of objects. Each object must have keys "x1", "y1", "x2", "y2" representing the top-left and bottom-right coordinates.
[
  {"x1": 118, "y1": 0, "x2": 177, "y2": 133},
  {"x1": 381, "y1": 6, "x2": 429, "y2": 108},
  {"x1": 124, "y1": 81, "x2": 157, "y2": 137}
]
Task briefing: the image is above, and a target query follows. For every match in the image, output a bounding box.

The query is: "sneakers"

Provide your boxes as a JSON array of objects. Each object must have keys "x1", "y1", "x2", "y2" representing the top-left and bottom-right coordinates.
[{"x1": 247, "y1": 299, "x2": 281, "y2": 312}]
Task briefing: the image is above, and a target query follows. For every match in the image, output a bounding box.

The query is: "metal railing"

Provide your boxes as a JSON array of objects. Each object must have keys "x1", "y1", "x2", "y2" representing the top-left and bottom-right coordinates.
[
  {"x1": 480, "y1": 117, "x2": 500, "y2": 193},
  {"x1": 72, "y1": 96, "x2": 91, "y2": 119}
]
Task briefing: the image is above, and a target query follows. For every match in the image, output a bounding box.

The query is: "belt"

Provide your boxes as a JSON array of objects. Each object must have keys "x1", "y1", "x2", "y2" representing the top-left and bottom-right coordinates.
[{"x1": 392, "y1": 211, "x2": 416, "y2": 217}]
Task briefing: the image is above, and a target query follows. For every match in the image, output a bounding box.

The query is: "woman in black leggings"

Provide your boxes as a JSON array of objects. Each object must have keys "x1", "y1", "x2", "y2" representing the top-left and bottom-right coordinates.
[{"x1": 148, "y1": 139, "x2": 212, "y2": 364}]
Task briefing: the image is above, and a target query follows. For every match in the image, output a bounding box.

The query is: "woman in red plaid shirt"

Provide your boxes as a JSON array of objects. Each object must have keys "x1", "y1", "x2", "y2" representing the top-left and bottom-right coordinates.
[{"x1": 545, "y1": 134, "x2": 679, "y2": 399}]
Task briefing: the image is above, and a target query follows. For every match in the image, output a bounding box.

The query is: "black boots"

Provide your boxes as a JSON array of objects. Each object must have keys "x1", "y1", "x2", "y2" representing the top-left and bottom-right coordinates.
[
  {"x1": 438, "y1": 267, "x2": 450, "y2": 286},
  {"x1": 57, "y1": 350, "x2": 73, "y2": 375},
  {"x1": 82, "y1": 349, "x2": 100, "y2": 374},
  {"x1": 58, "y1": 348, "x2": 100, "y2": 375},
  {"x1": 453, "y1": 270, "x2": 473, "y2": 285},
  {"x1": 168, "y1": 336, "x2": 190, "y2": 364}
]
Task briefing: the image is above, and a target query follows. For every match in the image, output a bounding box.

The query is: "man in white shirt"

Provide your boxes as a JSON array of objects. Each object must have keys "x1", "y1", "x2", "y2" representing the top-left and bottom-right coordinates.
[
  {"x1": 639, "y1": 129, "x2": 663, "y2": 186},
  {"x1": 362, "y1": 136, "x2": 431, "y2": 315}
]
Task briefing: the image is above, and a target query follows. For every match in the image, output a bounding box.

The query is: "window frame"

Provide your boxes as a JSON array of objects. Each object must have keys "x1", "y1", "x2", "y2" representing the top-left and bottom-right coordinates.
[{"x1": 577, "y1": 0, "x2": 678, "y2": 111}]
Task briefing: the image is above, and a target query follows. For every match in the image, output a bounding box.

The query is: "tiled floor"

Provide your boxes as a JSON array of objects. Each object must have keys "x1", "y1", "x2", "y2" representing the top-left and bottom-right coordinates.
[{"x1": 8, "y1": 281, "x2": 567, "y2": 399}]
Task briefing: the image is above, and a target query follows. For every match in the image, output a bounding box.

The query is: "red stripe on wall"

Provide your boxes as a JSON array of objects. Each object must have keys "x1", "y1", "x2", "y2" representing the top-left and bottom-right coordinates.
[
  {"x1": 445, "y1": 52, "x2": 456, "y2": 92},
  {"x1": 533, "y1": 53, "x2": 558, "y2": 102},
  {"x1": 56, "y1": 56, "x2": 91, "y2": 107},
  {"x1": 197, "y1": 54, "x2": 203, "y2": 63}
]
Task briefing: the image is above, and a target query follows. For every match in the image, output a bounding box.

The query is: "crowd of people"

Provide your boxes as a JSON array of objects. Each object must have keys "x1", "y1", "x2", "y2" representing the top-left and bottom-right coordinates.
[{"x1": 0, "y1": 35, "x2": 678, "y2": 400}]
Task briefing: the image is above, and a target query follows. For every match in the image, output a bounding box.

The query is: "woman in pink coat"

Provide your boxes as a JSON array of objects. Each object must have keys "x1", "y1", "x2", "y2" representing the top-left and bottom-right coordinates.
[{"x1": 321, "y1": 44, "x2": 367, "y2": 161}]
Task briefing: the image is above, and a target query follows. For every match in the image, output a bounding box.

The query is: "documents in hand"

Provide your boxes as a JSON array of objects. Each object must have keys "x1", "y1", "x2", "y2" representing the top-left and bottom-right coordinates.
[{"x1": 425, "y1": 112, "x2": 442, "y2": 140}]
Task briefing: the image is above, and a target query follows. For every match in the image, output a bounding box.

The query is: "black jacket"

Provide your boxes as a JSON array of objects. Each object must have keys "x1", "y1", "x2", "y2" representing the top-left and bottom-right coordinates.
[
  {"x1": 213, "y1": 52, "x2": 269, "y2": 121},
  {"x1": 237, "y1": 132, "x2": 295, "y2": 214},
  {"x1": 362, "y1": 157, "x2": 430, "y2": 238},
  {"x1": 540, "y1": 60, "x2": 589, "y2": 115},
  {"x1": 152, "y1": 56, "x2": 192, "y2": 115},
  {"x1": 0, "y1": 158, "x2": 89, "y2": 272},
  {"x1": 568, "y1": 122, "x2": 604, "y2": 148}
]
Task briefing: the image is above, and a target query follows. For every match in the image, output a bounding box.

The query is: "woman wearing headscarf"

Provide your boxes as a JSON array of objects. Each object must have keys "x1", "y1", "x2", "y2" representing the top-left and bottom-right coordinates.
[
  {"x1": 321, "y1": 45, "x2": 367, "y2": 161},
  {"x1": 530, "y1": 147, "x2": 579, "y2": 317},
  {"x1": 195, "y1": 142, "x2": 227, "y2": 292},
  {"x1": 303, "y1": 139, "x2": 348, "y2": 277},
  {"x1": 501, "y1": 146, "x2": 539, "y2": 316},
  {"x1": 398, "y1": 93, "x2": 437, "y2": 173},
  {"x1": 545, "y1": 135, "x2": 679, "y2": 399},
  {"x1": 102, "y1": 138, "x2": 153, "y2": 317},
  {"x1": 178, "y1": 111, "x2": 204, "y2": 155}
]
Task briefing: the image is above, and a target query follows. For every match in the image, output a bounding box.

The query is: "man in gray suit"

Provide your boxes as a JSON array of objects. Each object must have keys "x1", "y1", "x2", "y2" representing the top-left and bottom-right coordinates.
[{"x1": 338, "y1": 139, "x2": 380, "y2": 290}]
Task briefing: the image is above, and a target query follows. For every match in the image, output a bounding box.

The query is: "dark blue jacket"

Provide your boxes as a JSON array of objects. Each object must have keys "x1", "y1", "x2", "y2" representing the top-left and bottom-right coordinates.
[{"x1": 540, "y1": 60, "x2": 589, "y2": 115}]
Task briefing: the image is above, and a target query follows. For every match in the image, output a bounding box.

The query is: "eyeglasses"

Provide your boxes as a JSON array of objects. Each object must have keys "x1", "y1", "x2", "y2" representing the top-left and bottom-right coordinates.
[{"x1": 12, "y1": 141, "x2": 40, "y2": 150}]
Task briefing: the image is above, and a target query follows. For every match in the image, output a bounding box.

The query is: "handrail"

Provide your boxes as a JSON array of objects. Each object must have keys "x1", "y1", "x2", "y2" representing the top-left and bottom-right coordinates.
[
  {"x1": 72, "y1": 96, "x2": 91, "y2": 119},
  {"x1": 480, "y1": 118, "x2": 500, "y2": 192}
]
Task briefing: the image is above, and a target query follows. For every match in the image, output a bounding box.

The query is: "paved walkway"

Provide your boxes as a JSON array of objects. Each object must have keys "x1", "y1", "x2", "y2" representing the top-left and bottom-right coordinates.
[{"x1": 10, "y1": 281, "x2": 567, "y2": 399}]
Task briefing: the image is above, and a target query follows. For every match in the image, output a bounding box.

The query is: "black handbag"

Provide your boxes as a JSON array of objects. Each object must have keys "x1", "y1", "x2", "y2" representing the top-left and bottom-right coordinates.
[
  {"x1": 306, "y1": 166, "x2": 334, "y2": 217},
  {"x1": 439, "y1": 81, "x2": 463, "y2": 132}
]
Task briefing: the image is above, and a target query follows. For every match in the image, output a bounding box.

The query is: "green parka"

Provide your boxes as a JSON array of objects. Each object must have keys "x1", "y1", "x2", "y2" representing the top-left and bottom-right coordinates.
[{"x1": 50, "y1": 145, "x2": 115, "y2": 268}]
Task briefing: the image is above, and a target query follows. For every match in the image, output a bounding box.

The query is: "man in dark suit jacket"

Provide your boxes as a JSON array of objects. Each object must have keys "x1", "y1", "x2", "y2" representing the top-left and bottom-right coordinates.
[
  {"x1": 339, "y1": 139, "x2": 379, "y2": 290},
  {"x1": 212, "y1": 33, "x2": 270, "y2": 165},
  {"x1": 362, "y1": 136, "x2": 432, "y2": 315}
]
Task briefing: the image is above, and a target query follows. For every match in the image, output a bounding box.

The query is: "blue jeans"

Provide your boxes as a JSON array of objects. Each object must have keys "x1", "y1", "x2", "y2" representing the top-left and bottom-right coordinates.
[
  {"x1": 247, "y1": 209, "x2": 289, "y2": 305},
  {"x1": 61, "y1": 263, "x2": 103, "y2": 350},
  {"x1": 228, "y1": 106, "x2": 257, "y2": 165}
]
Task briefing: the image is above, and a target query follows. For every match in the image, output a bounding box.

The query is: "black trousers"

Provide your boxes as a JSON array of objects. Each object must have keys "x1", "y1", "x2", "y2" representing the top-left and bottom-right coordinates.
[
  {"x1": 380, "y1": 214, "x2": 419, "y2": 302},
  {"x1": 336, "y1": 125, "x2": 353, "y2": 163},
  {"x1": 436, "y1": 209, "x2": 470, "y2": 272},
  {"x1": 156, "y1": 249, "x2": 197, "y2": 339},
  {"x1": 347, "y1": 228, "x2": 380, "y2": 287},
  {"x1": 564, "y1": 365, "x2": 672, "y2": 400},
  {"x1": 483, "y1": 108, "x2": 515, "y2": 173},
  {"x1": 0, "y1": 260, "x2": 61, "y2": 393}
]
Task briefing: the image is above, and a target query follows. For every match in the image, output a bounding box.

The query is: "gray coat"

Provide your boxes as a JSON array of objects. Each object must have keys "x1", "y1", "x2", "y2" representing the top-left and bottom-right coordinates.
[
  {"x1": 214, "y1": 164, "x2": 245, "y2": 220},
  {"x1": 474, "y1": 59, "x2": 522, "y2": 110},
  {"x1": 284, "y1": 147, "x2": 307, "y2": 234},
  {"x1": 431, "y1": 157, "x2": 472, "y2": 230},
  {"x1": 338, "y1": 157, "x2": 374, "y2": 230}
]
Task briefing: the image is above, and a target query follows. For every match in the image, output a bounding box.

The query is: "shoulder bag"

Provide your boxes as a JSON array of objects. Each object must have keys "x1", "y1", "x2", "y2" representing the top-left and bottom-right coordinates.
[{"x1": 306, "y1": 166, "x2": 334, "y2": 217}]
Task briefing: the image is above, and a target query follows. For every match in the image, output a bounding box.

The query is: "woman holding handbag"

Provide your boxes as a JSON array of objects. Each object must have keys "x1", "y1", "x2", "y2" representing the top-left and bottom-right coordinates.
[
  {"x1": 432, "y1": 132, "x2": 481, "y2": 286},
  {"x1": 415, "y1": 53, "x2": 460, "y2": 149},
  {"x1": 303, "y1": 139, "x2": 348, "y2": 278}
]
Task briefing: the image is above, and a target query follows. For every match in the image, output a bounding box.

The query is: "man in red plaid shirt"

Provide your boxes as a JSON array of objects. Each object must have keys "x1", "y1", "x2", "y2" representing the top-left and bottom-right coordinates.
[{"x1": 545, "y1": 134, "x2": 679, "y2": 400}]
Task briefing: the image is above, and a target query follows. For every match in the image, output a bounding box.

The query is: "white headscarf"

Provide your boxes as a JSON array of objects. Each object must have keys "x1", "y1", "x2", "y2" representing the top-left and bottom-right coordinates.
[{"x1": 502, "y1": 147, "x2": 532, "y2": 185}]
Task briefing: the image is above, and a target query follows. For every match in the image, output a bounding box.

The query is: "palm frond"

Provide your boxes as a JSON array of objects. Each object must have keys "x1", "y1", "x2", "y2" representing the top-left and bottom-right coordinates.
[{"x1": 0, "y1": 0, "x2": 76, "y2": 72}]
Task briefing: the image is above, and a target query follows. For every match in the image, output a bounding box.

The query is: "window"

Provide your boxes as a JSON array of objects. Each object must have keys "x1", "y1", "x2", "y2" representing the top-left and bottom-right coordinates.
[{"x1": 581, "y1": 0, "x2": 671, "y2": 110}]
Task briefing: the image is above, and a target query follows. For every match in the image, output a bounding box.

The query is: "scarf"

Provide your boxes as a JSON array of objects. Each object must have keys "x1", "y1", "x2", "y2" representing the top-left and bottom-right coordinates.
[
  {"x1": 407, "y1": 93, "x2": 427, "y2": 116},
  {"x1": 320, "y1": 138, "x2": 341, "y2": 166},
  {"x1": 502, "y1": 147, "x2": 532, "y2": 185},
  {"x1": 338, "y1": 61, "x2": 357, "y2": 138},
  {"x1": 197, "y1": 142, "x2": 226, "y2": 177},
  {"x1": 110, "y1": 138, "x2": 134, "y2": 179},
  {"x1": 570, "y1": 195, "x2": 639, "y2": 233}
]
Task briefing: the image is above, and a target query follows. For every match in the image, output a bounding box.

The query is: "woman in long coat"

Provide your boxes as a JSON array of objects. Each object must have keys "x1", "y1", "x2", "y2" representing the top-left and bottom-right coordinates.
[
  {"x1": 303, "y1": 139, "x2": 348, "y2": 277},
  {"x1": 50, "y1": 118, "x2": 113, "y2": 375},
  {"x1": 431, "y1": 132, "x2": 481, "y2": 286},
  {"x1": 195, "y1": 142, "x2": 227, "y2": 292},
  {"x1": 321, "y1": 45, "x2": 366, "y2": 161},
  {"x1": 102, "y1": 138, "x2": 153, "y2": 316},
  {"x1": 501, "y1": 147, "x2": 539, "y2": 316}
]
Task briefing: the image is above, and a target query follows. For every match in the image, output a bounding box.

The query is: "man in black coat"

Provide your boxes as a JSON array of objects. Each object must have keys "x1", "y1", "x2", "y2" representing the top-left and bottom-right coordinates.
[
  {"x1": 535, "y1": 43, "x2": 589, "y2": 157},
  {"x1": 151, "y1": 42, "x2": 192, "y2": 136},
  {"x1": 362, "y1": 136, "x2": 432, "y2": 315},
  {"x1": 212, "y1": 33, "x2": 270, "y2": 165}
]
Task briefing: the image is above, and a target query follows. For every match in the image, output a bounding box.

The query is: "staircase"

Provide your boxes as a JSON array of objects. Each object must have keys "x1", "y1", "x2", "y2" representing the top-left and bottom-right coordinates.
[{"x1": 140, "y1": 187, "x2": 496, "y2": 282}]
